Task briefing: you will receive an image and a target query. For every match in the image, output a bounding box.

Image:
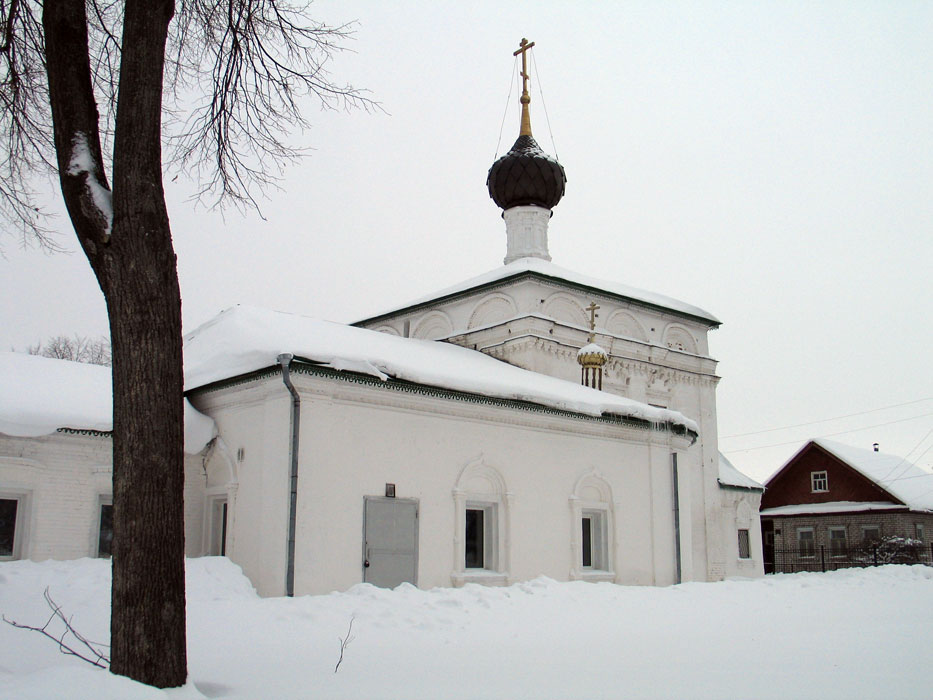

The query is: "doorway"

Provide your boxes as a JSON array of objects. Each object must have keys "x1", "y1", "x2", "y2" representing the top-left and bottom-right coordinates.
[{"x1": 363, "y1": 497, "x2": 418, "y2": 588}]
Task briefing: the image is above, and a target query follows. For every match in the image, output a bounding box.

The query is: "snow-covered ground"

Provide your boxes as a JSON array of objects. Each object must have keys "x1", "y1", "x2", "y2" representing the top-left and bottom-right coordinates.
[{"x1": 1, "y1": 559, "x2": 931, "y2": 700}]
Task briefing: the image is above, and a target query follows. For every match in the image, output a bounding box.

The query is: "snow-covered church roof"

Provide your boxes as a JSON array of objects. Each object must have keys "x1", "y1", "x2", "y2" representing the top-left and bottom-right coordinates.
[
  {"x1": 357, "y1": 257, "x2": 721, "y2": 327},
  {"x1": 0, "y1": 352, "x2": 216, "y2": 454},
  {"x1": 183, "y1": 305, "x2": 699, "y2": 433},
  {"x1": 718, "y1": 453, "x2": 764, "y2": 490}
]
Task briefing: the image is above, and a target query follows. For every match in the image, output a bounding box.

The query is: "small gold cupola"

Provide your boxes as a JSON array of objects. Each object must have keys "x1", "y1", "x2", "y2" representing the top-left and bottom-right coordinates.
[{"x1": 577, "y1": 302, "x2": 608, "y2": 390}]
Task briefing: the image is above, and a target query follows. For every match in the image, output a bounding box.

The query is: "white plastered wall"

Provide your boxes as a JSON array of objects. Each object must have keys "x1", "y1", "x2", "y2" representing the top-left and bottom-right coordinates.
[{"x1": 192, "y1": 370, "x2": 695, "y2": 597}]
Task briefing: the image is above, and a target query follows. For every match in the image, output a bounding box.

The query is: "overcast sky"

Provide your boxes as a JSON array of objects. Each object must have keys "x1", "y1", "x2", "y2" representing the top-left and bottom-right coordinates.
[{"x1": 2, "y1": 1, "x2": 931, "y2": 482}]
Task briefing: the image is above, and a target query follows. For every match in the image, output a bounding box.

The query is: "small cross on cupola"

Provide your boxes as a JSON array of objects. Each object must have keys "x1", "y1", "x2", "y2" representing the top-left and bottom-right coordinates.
[{"x1": 577, "y1": 301, "x2": 609, "y2": 390}]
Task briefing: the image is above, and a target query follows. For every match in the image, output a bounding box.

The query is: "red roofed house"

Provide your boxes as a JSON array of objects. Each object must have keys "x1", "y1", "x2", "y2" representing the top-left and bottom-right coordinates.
[{"x1": 760, "y1": 439, "x2": 933, "y2": 573}]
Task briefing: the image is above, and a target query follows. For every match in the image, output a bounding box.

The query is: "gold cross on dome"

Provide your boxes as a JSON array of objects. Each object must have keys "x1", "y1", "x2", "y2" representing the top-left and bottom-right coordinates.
[
  {"x1": 585, "y1": 302, "x2": 600, "y2": 332},
  {"x1": 513, "y1": 37, "x2": 536, "y2": 96}
]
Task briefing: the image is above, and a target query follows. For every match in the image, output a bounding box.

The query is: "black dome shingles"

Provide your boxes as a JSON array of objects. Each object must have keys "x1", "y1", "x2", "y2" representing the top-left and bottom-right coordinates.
[{"x1": 487, "y1": 135, "x2": 566, "y2": 211}]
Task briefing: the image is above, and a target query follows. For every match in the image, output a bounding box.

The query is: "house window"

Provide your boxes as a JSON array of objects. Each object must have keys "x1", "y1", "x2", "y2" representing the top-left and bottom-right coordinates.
[
  {"x1": 829, "y1": 527, "x2": 847, "y2": 557},
  {"x1": 737, "y1": 529, "x2": 751, "y2": 559},
  {"x1": 810, "y1": 471, "x2": 828, "y2": 493},
  {"x1": 915, "y1": 523, "x2": 924, "y2": 542},
  {"x1": 581, "y1": 510, "x2": 608, "y2": 570},
  {"x1": 798, "y1": 528, "x2": 815, "y2": 558},
  {"x1": 465, "y1": 504, "x2": 497, "y2": 571},
  {"x1": 0, "y1": 497, "x2": 20, "y2": 560},
  {"x1": 861, "y1": 525, "x2": 881, "y2": 544},
  {"x1": 97, "y1": 501, "x2": 114, "y2": 558}
]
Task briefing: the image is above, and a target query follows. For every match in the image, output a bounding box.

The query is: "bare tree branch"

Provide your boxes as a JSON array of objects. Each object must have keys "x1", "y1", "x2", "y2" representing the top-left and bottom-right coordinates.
[
  {"x1": 334, "y1": 616, "x2": 354, "y2": 673},
  {"x1": 3, "y1": 587, "x2": 111, "y2": 669}
]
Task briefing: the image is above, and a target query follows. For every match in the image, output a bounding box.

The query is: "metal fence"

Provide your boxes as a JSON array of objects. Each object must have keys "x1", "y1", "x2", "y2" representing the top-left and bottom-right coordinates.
[{"x1": 767, "y1": 543, "x2": 933, "y2": 574}]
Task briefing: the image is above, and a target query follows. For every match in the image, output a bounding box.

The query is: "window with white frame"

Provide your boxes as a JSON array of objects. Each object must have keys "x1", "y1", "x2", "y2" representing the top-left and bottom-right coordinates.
[
  {"x1": 737, "y1": 529, "x2": 751, "y2": 559},
  {"x1": 0, "y1": 497, "x2": 21, "y2": 560},
  {"x1": 861, "y1": 525, "x2": 881, "y2": 544},
  {"x1": 570, "y1": 472, "x2": 615, "y2": 581},
  {"x1": 798, "y1": 527, "x2": 815, "y2": 558},
  {"x1": 829, "y1": 527, "x2": 847, "y2": 557},
  {"x1": 97, "y1": 498, "x2": 113, "y2": 558},
  {"x1": 465, "y1": 503, "x2": 497, "y2": 570},
  {"x1": 208, "y1": 496, "x2": 229, "y2": 556},
  {"x1": 581, "y1": 510, "x2": 608, "y2": 570},
  {"x1": 916, "y1": 523, "x2": 925, "y2": 542},
  {"x1": 0, "y1": 490, "x2": 31, "y2": 561},
  {"x1": 810, "y1": 471, "x2": 828, "y2": 493},
  {"x1": 452, "y1": 457, "x2": 509, "y2": 585}
]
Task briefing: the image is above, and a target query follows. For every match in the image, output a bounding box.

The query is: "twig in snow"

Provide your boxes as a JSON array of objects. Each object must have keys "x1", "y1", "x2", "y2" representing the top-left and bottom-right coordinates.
[
  {"x1": 3, "y1": 587, "x2": 110, "y2": 668},
  {"x1": 334, "y1": 616, "x2": 355, "y2": 673}
]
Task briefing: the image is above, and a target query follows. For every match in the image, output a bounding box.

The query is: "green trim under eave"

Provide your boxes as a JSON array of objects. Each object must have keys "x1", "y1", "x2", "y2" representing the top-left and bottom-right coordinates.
[
  {"x1": 353, "y1": 270, "x2": 722, "y2": 330},
  {"x1": 717, "y1": 480, "x2": 765, "y2": 493},
  {"x1": 187, "y1": 360, "x2": 698, "y2": 443}
]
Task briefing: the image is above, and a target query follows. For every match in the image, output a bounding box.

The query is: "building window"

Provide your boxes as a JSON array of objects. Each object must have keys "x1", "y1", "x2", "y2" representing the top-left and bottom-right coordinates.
[
  {"x1": 737, "y1": 529, "x2": 751, "y2": 559},
  {"x1": 829, "y1": 527, "x2": 847, "y2": 557},
  {"x1": 915, "y1": 523, "x2": 924, "y2": 542},
  {"x1": 798, "y1": 528, "x2": 815, "y2": 558},
  {"x1": 581, "y1": 510, "x2": 608, "y2": 569},
  {"x1": 97, "y1": 501, "x2": 114, "y2": 558},
  {"x1": 861, "y1": 525, "x2": 881, "y2": 544},
  {"x1": 464, "y1": 504, "x2": 497, "y2": 570},
  {"x1": 0, "y1": 497, "x2": 20, "y2": 560},
  {"x1": 810, "y1": 471, "x2": 828, "y2": 493},
  {"x1": 208, "y1": 497, "x2": 229, "y2": 556}
]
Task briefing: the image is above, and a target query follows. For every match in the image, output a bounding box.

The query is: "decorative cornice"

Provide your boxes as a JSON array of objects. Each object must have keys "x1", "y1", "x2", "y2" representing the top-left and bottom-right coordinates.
[
  {"x1": 188, "y1": 361, "x2": 697, "y2": 442},
  {"x1": 56, "y1": 427, "x2": 112, "y2": 439}
]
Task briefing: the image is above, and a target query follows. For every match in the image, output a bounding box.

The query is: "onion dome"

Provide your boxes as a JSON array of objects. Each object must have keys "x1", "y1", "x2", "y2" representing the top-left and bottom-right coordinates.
[
  {"x1": 576, "y1": 342, "x2": 609, "y2": 369},
  {"x1": 487, "y1": 135, "x2": 566, "y2": 211}
]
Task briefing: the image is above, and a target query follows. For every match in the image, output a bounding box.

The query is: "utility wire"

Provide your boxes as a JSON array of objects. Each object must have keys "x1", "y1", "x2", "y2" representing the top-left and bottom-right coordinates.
[
  {"x1": 876, "y1": 425, "x2": 933, "y2": 484},
  {"x1": 531, "y1": 50, "x2": 559, "y2": 160},
  {"x1": 494, "y1": 57, "x2": 519, "y2": 160},
  {"x1": 720, "y1": 397, "x2": 933, "y2": 440},
  {"x1": 722, "y1": 412, "x2": 933, "y2": 454}
]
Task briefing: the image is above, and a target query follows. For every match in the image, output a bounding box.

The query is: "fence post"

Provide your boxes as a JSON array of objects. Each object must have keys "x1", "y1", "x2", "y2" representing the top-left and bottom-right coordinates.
[
  {"x1": 873, "y1": 544, "x2": 878, "y2": 566},
  {"x1": 820, "y1": 545, "x2": 825, "y2": 572}
]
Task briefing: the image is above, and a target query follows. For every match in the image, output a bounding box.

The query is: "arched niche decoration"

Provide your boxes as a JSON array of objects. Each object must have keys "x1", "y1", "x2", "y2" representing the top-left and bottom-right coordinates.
[
  {"x1": 736, "y1": 500, "x2": 754, "y2": 528},
  {"x1": 467, "y1": 293, "x2": 517, "y2": 330},
  {"x1": 412, "y1": 311, "x2": 454, "y2": 339},
  {"x1": 662, "y1": 324, "x2": 698, "y2": 355},
  {"x1": 372, "y1": 325, "x2": 400, "y2": 336},
  {"x1": 451, "y1": 454, "x2": 511, "y2": 585},
  {"x1": 568, "y1": 470, "x2": 616, "y2": 581},
  {"x1": 542, "y1": 293, "x2": 588, "y2": 328},
  {"x1": 605, "y1": 310, "x2": 648, "y2": 342}
]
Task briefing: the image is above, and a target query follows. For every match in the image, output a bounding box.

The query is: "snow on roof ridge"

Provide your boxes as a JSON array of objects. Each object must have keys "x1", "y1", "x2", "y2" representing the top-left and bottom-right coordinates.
[
  {"x1": 0, "y1": 351, "x2": 215, "y2": 454},
  {"x1": 357, "y1": 257, "x2": 720, "y2": 325},
  {"x1": 808, "y1": 438, "x2": 933, "y2": 512},
  {"x1": 183, "y1": 305, "x2": 699, "y2": 433}
]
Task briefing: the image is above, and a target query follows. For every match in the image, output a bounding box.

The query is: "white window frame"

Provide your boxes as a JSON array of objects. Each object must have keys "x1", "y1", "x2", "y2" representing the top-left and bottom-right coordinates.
[
  {"x1": 861, "y1": 525, "x2": 881, "y2": 544},
  {"x1": 0, "y1": 489, "x2": 31, "y2": 561},
  {"x1": 464, "y1": 502, "x2": 498, "y2": 572},
  {"x1": 828, "y1": 526, "x2": 847, "y2": 558},
  {"x1": 810, "y1": 471, "x2": 828, "y2": 493},
  {"x1": 916, "y1": 523, "x2": 925, "y2": 542},
  {"x1": 452, "y1": 457, "x2": 510, "y2": 586},
  {"x1": 569, "y1": 472, "x2": 615, "y2": 582},
  {"x1": 95, "y1": 495, "x2": 113, "y2": 558},
  {"x1": 581, "y1": 509, "x2": 609, "y2": 571},
  {"x1": 797, "y1": 527, "x2": 815, "y2": 559},
  {"x1": 207, "y1": 494, "x2": 229, "y2": 557}
]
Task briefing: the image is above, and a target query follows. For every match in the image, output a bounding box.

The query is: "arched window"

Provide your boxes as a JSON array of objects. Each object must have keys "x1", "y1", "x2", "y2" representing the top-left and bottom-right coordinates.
[
  {"x1": 452, "y1": 455, "x2": 511, "y2": 586},
  {"x1": 569, "y1": 471, "x2": 615, "y2": 581}
]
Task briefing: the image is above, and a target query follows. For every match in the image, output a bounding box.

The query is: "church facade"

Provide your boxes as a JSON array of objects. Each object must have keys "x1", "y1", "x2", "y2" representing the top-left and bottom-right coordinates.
[{"x1": 1, "y1": 40, "x2": 763, "y2": 595}]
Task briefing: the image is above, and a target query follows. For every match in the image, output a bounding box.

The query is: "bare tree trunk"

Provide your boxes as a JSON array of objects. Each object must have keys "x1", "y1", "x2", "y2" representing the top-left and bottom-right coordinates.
[{"x1": 43, "y1": 0, "x2": 186, "y2": 688}]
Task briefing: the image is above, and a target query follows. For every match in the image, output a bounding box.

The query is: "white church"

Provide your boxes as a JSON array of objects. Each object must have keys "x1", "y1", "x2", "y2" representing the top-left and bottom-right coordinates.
[{"x1": 0, "y1": 41, "x2": 764, "y2": 596}]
